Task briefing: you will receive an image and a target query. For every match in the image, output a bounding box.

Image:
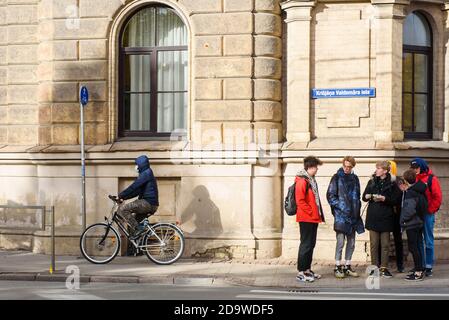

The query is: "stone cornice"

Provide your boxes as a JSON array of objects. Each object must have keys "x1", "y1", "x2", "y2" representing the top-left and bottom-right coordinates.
[
  {"x1": 281, "y1": 0, "x2": 317, "y2": 11},
  {"x1": 371, "y1": 0, "x2": 410, "y2": 4}
]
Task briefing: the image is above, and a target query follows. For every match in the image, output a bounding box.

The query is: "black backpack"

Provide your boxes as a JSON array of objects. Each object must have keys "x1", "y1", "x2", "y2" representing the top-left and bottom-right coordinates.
[{"x1": 284, "y1": 179, "x2": 309, "y2": 216}]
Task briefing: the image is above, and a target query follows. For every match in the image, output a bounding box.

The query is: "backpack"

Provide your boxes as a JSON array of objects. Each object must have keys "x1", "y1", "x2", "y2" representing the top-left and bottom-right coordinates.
[
  {"x1": 426, "y1": 174, "x2": 434, "y2": 193},
  {"x1": 284, "y1": 178, "x2": 309, "y2": 216}
]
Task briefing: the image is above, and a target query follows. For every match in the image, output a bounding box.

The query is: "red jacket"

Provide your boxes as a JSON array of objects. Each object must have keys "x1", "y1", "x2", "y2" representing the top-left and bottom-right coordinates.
[
  {"x1": 416, "y1": 169, "x2": 442, "y2": 214},
  {"x1": 295, "y1": 176, "x2": 324, "y2": 223}
]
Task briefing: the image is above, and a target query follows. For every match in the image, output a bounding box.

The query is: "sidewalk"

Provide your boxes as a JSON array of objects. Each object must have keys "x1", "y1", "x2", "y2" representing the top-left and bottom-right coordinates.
[{"x1": 1, "y1": 250, "x2": 449, "y2": 290}]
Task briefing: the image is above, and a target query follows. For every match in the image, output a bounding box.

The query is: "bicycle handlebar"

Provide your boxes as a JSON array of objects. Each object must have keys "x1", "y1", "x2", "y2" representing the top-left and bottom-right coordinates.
[{"x1": 108, "y1": 195, "x2": 122, "y2": 204}]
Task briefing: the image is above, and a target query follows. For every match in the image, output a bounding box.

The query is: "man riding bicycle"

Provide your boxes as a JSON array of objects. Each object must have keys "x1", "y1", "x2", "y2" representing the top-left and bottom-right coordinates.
[{"x1": 117, "y1": 155, "x2": 159, "y2": 239}]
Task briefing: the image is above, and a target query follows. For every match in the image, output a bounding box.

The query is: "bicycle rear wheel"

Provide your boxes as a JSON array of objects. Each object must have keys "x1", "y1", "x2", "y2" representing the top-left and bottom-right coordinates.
[
  {"x1": 80, "y1": 223, "x2": 121, "y2": 264},
  {"x1": 142, "y1": 223, "x2": 185, "y2": 265}
]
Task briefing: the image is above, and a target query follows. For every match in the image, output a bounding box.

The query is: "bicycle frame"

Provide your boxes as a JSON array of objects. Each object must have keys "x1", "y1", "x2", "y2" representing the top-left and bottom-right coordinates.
[{"x1": 101, "y1": 200, "x2": 165, "y2": 250}]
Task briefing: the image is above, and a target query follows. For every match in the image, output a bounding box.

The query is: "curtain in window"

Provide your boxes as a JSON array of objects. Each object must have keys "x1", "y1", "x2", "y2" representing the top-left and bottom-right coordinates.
[{"x1": 122, "y1": 7, "x2": 188, "y2": 133}]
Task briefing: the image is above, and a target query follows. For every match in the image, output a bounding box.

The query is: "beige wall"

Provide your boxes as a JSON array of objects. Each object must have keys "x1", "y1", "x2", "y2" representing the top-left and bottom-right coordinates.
[{"x1": 1, "y1": 0, "x2": 449, "y2": 261}]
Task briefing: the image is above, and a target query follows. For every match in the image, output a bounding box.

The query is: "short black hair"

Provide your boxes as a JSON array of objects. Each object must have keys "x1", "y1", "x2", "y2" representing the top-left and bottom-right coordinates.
[{"x1": 304, "y1": 156, "x2": 323, "y2": 170}]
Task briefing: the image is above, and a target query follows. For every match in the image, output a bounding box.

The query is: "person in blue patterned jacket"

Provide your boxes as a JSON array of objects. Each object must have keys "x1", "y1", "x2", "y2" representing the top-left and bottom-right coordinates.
[{"x1": 327, "y1": 156, "x2": 364, "y2": 279}]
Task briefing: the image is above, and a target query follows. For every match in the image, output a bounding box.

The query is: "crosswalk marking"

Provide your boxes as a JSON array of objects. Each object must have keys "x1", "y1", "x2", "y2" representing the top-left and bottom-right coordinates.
[
  {"x1": 245, "y1": 289, "x2": 449, "y2": 298},
  {"x1": 35, "y1": 289, "x2": 104, "y2": 300}
]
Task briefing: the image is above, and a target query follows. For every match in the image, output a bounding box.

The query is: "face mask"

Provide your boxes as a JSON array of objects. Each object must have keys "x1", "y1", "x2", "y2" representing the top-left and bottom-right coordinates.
[{"x1": 135, "y1": 165, "x2": 139, "y2": 173}]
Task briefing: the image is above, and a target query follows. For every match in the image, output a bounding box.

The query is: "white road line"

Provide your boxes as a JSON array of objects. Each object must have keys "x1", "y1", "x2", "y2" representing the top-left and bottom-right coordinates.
[
  {"x1": 250, "y1": 289, "x2": 449, "y2": 298},
  {"x1": 35, "y1": 289, "x2": 104, "y2": 300},
  {"x1": 236, "y1": 294, "x2": 383, "y2": 300}
]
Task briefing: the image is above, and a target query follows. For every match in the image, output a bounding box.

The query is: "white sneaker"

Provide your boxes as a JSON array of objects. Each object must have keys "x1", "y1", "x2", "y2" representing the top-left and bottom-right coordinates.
[
  {"x1": 296, "y1": 271, "x2": 315, "y2": 282},
  {"x1": 310, "y1": 270, "x2": 322, "y2": 280}
]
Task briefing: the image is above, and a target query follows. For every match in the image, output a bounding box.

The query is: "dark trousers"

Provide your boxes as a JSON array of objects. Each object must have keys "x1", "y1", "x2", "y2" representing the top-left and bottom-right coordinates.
[
  {"x1": 406, "y1": 228, "x2": 424, "y2": 272},
  {"x1": 117, "y1": 199, "x2": 158, "y2": 230},
  {"x1": 393, "y1": 213, "x2": 404, "y2": 269},
  {"x1": 297, "y1": 222, "x2": 318, "y2": 272}
]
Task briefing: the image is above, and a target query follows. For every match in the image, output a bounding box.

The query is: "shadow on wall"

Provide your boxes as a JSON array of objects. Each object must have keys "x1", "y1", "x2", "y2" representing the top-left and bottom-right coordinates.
[{"x1": 180, "y1": 185, "x2": 223, "y2": 238}]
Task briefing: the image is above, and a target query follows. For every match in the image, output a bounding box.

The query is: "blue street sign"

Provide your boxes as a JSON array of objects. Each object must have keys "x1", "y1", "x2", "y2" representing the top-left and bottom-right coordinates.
[
  {"x1": 80, "y1": 86, "x2": 89, "y2": 106},
  {"x1": 312, "y1": 87, "x2": 376, "y2": 99}
]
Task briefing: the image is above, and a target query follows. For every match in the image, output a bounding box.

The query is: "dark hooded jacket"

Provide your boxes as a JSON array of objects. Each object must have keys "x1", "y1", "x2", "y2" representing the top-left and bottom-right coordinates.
[
  {"x1": 400, "y1": 181, "x2": 428, "y2": 231},
  {"x1": 362, "y1": 173, "x2": 402, "y2": 232},
  {"x1": 119, "y1": 155, "x2": 159, "y2": 206},
  {"x1": 327, "y1": 168, "x2": 364, "y2": 235}
]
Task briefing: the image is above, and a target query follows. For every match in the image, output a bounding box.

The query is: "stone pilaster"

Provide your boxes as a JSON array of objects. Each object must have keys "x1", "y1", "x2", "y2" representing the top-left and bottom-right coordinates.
[
  {"x1": 371, "y1": 0, "x2": 409, "y2": 143},
  {"x1": 252, "y1": 164, "x2": 282, "y2": 258},
  {"x1": 253, "y1": 0, "x2": 283, "y2": 145},
  {"x1": 443, "y1": 2, "x2": 449, "y2": 142},
  {"x1": 281, "y1": 0, "x2": 315, "y2": 143}
]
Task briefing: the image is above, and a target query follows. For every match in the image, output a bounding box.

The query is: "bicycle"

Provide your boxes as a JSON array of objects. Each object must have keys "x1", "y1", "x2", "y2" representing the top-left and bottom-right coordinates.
[{"x1": 80, "y1": 195, "x2": 185, "y2": 265}]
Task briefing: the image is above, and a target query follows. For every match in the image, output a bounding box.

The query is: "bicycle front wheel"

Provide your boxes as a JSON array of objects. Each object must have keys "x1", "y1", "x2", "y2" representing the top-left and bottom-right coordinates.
[
  {"x1": 142, "y1": 223, "x2": 185, "y2": 265},
  {"x1": 80, "y1": 223, "x2": 121, "y2": 264}
]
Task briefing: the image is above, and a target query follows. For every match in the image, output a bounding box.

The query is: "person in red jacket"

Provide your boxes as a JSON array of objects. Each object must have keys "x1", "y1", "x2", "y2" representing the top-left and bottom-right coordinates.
[
  {"x1": 295, "y1": 156, "x2": 325, "y2": 282},
  {"x1": 410, "y1": 158, "x2": 443, "y2": 277}
]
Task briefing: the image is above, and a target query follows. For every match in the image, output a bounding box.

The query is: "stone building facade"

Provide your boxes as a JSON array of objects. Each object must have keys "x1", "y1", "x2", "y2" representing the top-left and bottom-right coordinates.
[{"x1": 0, "y1": 0, "x2": 448, "y2": 262}]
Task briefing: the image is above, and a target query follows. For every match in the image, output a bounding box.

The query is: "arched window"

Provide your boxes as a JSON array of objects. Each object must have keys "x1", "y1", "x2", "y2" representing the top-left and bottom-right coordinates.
[
  {"x1": 402, "y1": 12, "x2": 432, "y2": 139},
  {"x1": 119, "y1": 5, "x2": 188, "y2": 138}
]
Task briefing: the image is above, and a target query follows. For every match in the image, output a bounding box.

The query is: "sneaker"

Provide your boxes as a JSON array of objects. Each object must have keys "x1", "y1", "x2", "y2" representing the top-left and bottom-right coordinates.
[
  {"x1": 296, "y1": 272, "x2": 314, "y2": 283},
  {"x1": 309, "y1": 270, "x2": 321, "y2": 280},
  {"x1": 380, "y1": 268, "x2": 393, "y2": 278},
  {"x1": 334, "y1": 266, "x2": 346, "y2": 279},
  {"x1": 344, "y1": 265, "x2": 359, "y2": 277},
  {"x1": 424, "y1": 268, "x2": 433, "y2": 277},
  {"x1": 405, "y1": 272, "x2": 424, "y2": 282}
]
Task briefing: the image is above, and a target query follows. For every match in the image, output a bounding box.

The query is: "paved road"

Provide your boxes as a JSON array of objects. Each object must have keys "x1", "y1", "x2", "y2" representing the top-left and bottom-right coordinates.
[{"x1": 1, "y1": 281, "x2": 449, "y2": 300}]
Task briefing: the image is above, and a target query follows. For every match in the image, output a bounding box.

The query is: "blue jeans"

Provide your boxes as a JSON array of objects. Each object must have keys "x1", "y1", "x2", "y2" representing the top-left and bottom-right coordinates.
[{"x1": 419, "y1": 214, "x2": 435, "y2": 269}]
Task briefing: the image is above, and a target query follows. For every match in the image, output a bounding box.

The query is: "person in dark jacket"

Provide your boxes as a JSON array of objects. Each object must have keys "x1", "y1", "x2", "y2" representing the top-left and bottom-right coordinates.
[
  {"x1": 379, "y1": 160, "x2": 404, "y2": 273},
  {"x1": 118, "y1": 155, "x2": 159, "y2": 239},
  {"x1": 327, "y1": 156, "x2": 364, "y2": 279},
  {"x1": 398, "y1": 170, "x2": 428, "y2": 282},
  {"x1": 363, "y1": 161, "x2": 402, "y2": 278}
]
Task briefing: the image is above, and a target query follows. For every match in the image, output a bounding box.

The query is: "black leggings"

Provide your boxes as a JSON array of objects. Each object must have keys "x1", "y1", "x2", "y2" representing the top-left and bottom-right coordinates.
[
  {"x1": 406, "y1": 228, "x2": 424, "y2": 272},
  {"x1": 297, "y1": 222, "x2": 318, "y2": 272}
]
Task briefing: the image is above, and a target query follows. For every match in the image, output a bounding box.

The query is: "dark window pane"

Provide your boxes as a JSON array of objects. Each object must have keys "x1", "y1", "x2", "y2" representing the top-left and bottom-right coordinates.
[
  {"x1": 124, "y1": 55, "x2": 151, "y2": 92},
  {"x1": 156, "y1": 7, "x2": 188, "y2": 47},
  {"x1": 403, "y1": 93, "x2": 413, "y2": 132},
  {"x1": 158, "y1": 51, "x2": 188, "y2": 92},
  {"x1": 403, "y1": 52, "x2": 413, "y2": 93},
  {"x1": 414, "y1": 53, "x2": 428, "y2": 93},
  {"x1": 403, "y1": 12, "x2": 431, "y2": 47},
  {"x1": 157, "y1": 92, "x2": 187, "y2": 132},
  {"x1": 414, "y1": 93, "x2": 428, "y2": 133},
  {"x1": 124, "y1": 93, "x2": 151, "y2": 131},
  {"x1": 122, "y1": 7, "x2": 156, "y2": 47}
]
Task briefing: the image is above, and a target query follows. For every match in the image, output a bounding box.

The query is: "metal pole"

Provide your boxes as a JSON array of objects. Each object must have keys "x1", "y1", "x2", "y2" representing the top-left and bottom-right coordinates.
[
  {"x1": 51, "y1": 206, "x2": 56, "y2": 273},
  {"x1": 80, "y1": 99, "x2": 86, "y2": 233}
]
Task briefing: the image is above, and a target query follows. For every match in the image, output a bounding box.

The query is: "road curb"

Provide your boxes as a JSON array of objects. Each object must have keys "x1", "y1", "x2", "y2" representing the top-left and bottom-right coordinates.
[{"x1": 0, "y1": 271, "x2": 253, "y2": 287}]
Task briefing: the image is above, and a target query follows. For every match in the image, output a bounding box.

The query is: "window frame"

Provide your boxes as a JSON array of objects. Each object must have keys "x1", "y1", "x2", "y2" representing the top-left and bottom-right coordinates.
[
  {"x1": 118, "y1": 5, "x2": 188, "y2": 139},
  {"x1": 402, "y1": 12, "x2": 433, "y2": 140}
]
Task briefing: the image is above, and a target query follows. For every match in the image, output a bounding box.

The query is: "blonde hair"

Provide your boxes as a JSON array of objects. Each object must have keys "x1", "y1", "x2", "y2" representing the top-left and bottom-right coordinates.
[
  {"x1": 388, "y1": 160, "x2": 397, "y2": 176},
  {"x1": 343, "y1": 156, "x2": 356, "y2": 167},
  {"x1": 376, "y1": 161, "x2": 391, "y2": 172}
]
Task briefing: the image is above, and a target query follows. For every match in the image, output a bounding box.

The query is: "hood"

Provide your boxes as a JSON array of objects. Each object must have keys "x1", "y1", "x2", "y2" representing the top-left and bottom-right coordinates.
[
  {"x1": 410, "y1": 158, "x2": 429, "y2": 173},
  {"x1": 296, "y1": 169, "x2": 310, "y2": 180},
  {"x1": 337, "y1": 167, "x2": 353, "y2": 178},
  {"x1": 409, "y1": 180, "x2": 427, "y2": 194},
  {"x1": 135, "y1": 155, "x2": 150, "y2": 173}
]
